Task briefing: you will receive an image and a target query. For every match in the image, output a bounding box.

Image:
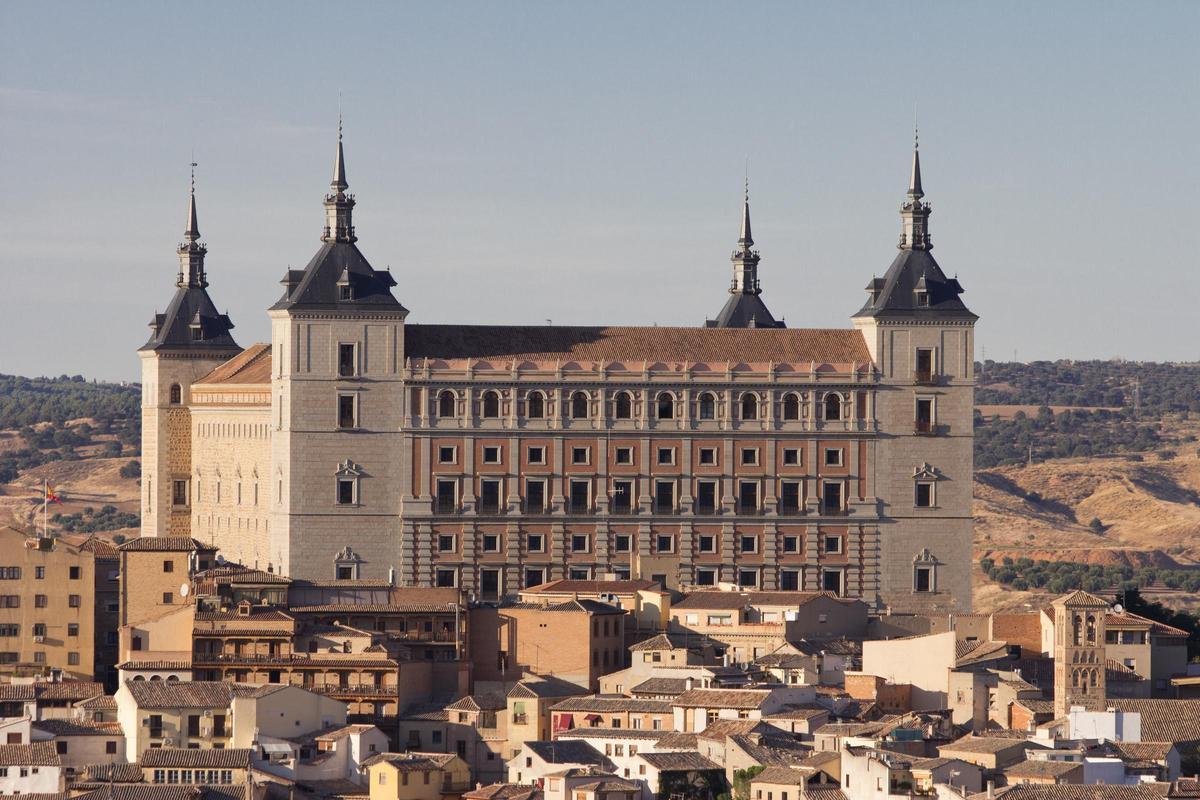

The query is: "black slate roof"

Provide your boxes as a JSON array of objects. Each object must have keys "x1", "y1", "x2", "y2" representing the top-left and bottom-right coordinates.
[
  {"x1": 271, "y1": 241, "x2": 405, "y2": 313},
  {"x1": 707, "y1": 292, "x2": 785, "y2": 329},
  {"x1": 141, "y1": 285, "x2": 239, "y2": 353},
  {"x1": 853, "y1": 249, "x2": 975, "y2": 321}
]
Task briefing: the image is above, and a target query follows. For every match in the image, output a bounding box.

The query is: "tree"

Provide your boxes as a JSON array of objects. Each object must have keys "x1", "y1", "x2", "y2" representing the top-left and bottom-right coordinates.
[{"x1": 1088, "y1": 518, "x2": 1105, "y2": 534}]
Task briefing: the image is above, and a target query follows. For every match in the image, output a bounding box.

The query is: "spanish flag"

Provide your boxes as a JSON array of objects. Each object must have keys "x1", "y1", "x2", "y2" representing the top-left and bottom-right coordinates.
[{"x1": 44, "y1": 482, "x2": 62, "y2": 504}]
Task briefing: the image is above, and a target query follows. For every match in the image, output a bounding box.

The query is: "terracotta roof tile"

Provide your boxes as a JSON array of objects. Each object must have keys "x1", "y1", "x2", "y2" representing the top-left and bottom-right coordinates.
[
  {"x1": 141, "y1": 748, "x2": 253, "y2": 768},
  {"x1": 673, "y1": 688, "x2": 771, "y2": 709},
  {"x1": 552, "y1": 696, "x2": 672, "y2": 713},
  {"x1": 636, "y1": 751, "x2": 721, "y2": 771},
  {"x1": 195, "y1": 344, "x2": 272, "y2": 385},
  {"x1": 119, "y1": 536, "x2": 214, "y2": 552},
  {"x1": 674, "y1": 590, "x2": 850, "y2": 610},
  {"x1": 0, "y1": 741, "x2": 61, "y2": 766},
  {"x1": 124, "y1": 680, "x2": 235, "y2": 708},
  {"x1": 751, "y1": 766, "x2": 816, "y2": 786},
  {"x1": 523, "y1": 579, "x2": 662, "y2": 595},
  {"x1": 464, "y1": 784, "x2": 542, "y2": 800}
]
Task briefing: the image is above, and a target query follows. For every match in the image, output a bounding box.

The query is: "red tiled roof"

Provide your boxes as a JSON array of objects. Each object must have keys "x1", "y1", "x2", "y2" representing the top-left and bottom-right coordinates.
[
  {"x1": 141, "y1": 748, "x2": 253, "y2": 768},
  {"x1": 195, "y1": 344, "x2": 272, "y2": 385},
  {"x1": 523, "y1": 579, "x2": 663, "y2": 595},
  {"x1": 119, "y1": 536, "x2": 214, "y2": 552},
  {"x1": 0, "y1": 741, "x2": 61, "y2": 766}
]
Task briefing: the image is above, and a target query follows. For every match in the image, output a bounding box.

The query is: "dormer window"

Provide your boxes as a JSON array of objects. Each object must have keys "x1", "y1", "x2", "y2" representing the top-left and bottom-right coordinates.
[
  {"x1": 189, "y1": 325, "x2": 203, "y2": 341},
  {"x1": 914, "y1": 289, "x2": 929, "y2": 307},
  {"x1": 339, "y1": 285, "x2": 353, "y2": 301}
]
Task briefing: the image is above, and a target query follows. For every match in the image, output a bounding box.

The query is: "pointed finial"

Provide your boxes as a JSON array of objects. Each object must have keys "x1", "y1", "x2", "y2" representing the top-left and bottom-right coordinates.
[
  {"x1": 908, "y1": 127, "x2": 924, "y2": 199},
  {"x1": 184, "y1": 159, "x2": 200, "y2": 241},
  {"x1": 331, "y1": 111, "x2": 348, "y2": 193},
  {"x1": 739, "y1": 171, "x2": 753, "y2": 247}
]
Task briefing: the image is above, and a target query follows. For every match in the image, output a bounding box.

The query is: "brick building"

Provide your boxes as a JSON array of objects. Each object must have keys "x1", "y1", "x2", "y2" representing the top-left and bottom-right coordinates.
[{"x1": 138, "y1": 133, "x2": 977, "y2": 614}]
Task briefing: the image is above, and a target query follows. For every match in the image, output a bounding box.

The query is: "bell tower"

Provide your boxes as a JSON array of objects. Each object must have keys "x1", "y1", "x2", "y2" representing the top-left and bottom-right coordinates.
[{"x1": 1053, "y1": 590, "x2": 1110, "y2": 718}]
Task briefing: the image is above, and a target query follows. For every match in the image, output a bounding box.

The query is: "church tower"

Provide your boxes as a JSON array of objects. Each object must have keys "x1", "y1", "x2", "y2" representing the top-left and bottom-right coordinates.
[
  {"x1": 706, "y1": 182, "x2": 785, "y2": 328},
  {"x1": 852, "y1": 136, "x2": 977, "y2": 612},
  {"x1": 267, "y1": 125, "x2": 408, "y2": 579},
  {"x1": 139, "y1": 171, "x2": 241, "y2": 537},
  {"x1": 1052, "y1": 590, "x2": 1110, "y2": 718}
]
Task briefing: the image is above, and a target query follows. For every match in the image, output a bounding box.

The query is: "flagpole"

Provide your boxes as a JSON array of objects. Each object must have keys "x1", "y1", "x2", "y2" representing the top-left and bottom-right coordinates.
[{"x1": 42, "y1": 480, "x2": 48, "y2": 538}]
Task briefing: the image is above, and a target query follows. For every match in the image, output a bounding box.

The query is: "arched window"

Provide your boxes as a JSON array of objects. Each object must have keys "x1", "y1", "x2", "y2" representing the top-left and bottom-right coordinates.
[
  {"x1": 1072, "y1": 614, "x2": 1083, "y2": 646},
  {"x1": 438, "y1": 390, "x2": 456, "y2": 418},
  {"x1": 166, "y1": 674, "x2": 178, "y2": 681},
  {"x1": 698, "y1": 393, "x2": 716, "y2": 420},
  {"x1": 571, "y1": 392, "x2": 589, "y2": 420},
  {"x1": 150, "y1": 675, "x2": 161, "y2": 682},
  {"x1": 482, "y1": 391, "x2": 501, "y2": 419},
  {"x1": 783, "y1": 393, "x2": 801, "y2": 421},
  {"x1": 741, "y1": 393, "x2": 759, "y2": 421},
  {"x1": 614, "y1": 392, "x2": 633, "y2": 420},
  {"x1": 823, "y1": 393, "x2": 842, "y2": 421},
  {"x1": 527, "y1": 391, "x2": 545, "y2": 419},
  {"x1": 169, "y1": 384, "x2": 182, "y2": 405},
  {"x1": 1086, "y1": 615, "x2": 1096, "y2": 645},
  {"x1": 656, "y1": 393, "x2": 675, "y2": 420},
  {"x1": 133, "y1": 675, "x2": 145, "y2": 681}
]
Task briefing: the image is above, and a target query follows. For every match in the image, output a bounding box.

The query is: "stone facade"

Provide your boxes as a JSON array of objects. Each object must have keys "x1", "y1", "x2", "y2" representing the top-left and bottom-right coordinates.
[
  {"x1": 139, "y1": 135, "x2": 976, "y2": 614},
  {"x1": 1053, "y1": 590, "x2": 1110, "y2": 718}
]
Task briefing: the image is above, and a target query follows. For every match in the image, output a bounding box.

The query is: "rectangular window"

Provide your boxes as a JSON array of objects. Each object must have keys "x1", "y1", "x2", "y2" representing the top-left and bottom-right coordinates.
[
  {"x1": 782, "y1": 535, "x2": 800, "y2": 554},
  {"x1": 822, "y1": 481, "x2": 843, "y2": 514},
  {"x1": 822, "y1": 569, "x2": 843, "y2": 595},
  {"x1": 567, "y1": 566, "x2": 590, "y2": 580},
  {"x1": 435, "y1": 568, "x2": 457, "y2": 588},
  {"x1": 782, "y1": 448, "x2": 800, "y2": 466},
  {"x1": 526, "y1": 533, "x2": 546, "y2": 554},
  {"x1": 337, "y1": 394, "x2": 358, "y2": 429},
  {"x1": 915, "y1": 348, "x2": 935, "y2": 383},
  {"x1": 696, "y1": 481, "x2": 717, "y2": 514},
  {"x1": 438, "y1": 446, "x2": 456, "y2": 464},
  {"x1": 524, "y1": 567, "x2": 546, "y2": 589},
  {"x1": 695, "y1": 567, "x2": 717, "y2": 586},
  {"x1": 654, "y1": 481, "x2": 674, "y2": 514},
  {"x1": 336, "y1": 565, "x2": 354, "y2": 580},
  {"x1": 34, "y1": 594, "x2": 47, "y2": 608},
  {"x1": 612, "y1": 480, "x2": 633, "y2": 514},
  {"x1": 570, "y1": 534, "x2": 590, "y2": 554},
  {"x1": 916, "y1": 397, "x2": 935, "y2": 433},
  {"x1": 161, "y1": 592, "x2": 172, "y2": 605},
  {"x1": 0, "y1": 625, "x2": 17, "y2": 636},
  {"x1": 479, "y1": 568, "x2": 501, "y2": 601},
  {"x1": 780, "y1": 569, "x2": 801, "y2": 591},
  {"x1": 482, "y1": 446, "x2": 502, "y2": 464},
  {"x1": 172, "y1": 480, "x2": 189, "y2": 507},
  {"x1": 698, "y1": 447, "x2": 717, "y2": 466},
  {"x1": 738, "y1": 569, "x2": 759, "y2": 588},
  {"x1": 338, "y1": 343, "x2": 357, "y2": 377},
  {"x1": 571, "y1": 447, "x2": 590, "y2": 465},
  {"x1": 528, "y1": 446, "x2": 546, "y2": 465},
  {"x1": 212, "y1": 715, "x2": 226, "y2": 737},
  {"x1": 697, "y1": 534, "x2": 716, "y2": 553},
  {"x1": 824, "y1": 448, "x2": 844, "y2": 467},
  {"x1": 915, "y1": 482, "x2": 934, "y2": 508},
  {"x1": 656, "y1": 447, "x2": 675, "y2": 466},
  {"x1": 823, "y1": 535, "x2": 843, "y2": 554},
  {"x1": 780, "y1": 481, "x2": 801, "y2": 515},
  {"x1": 738, "y1": 481, "x2": 758, "y2": 514},
  {"x1": 68, "y1": 566, "x2": 80, "y2": 580},
  {"x1": 163, "y1": 560, "x2": 174, "y2": 573},
  {"x1": 741, "y1": 448, "x2": 759, "y2": 466},
  {"x1": 479, "y1": 479, "x2": 502, "y2": 513},
  {"x1": 336, "y1": 477, "x2": 357, "y2": 506},
  {"x1": 526, "y1": 479, "x2": 546, "y2": 514},
  {"x1": 655, "y1": 534, "x2": 675, "y2": 554},
  {"x1": 569, "y1": 480, "x2": 590, "y2": 514},
  {"x1": 614, "y1": 534, "x2": 632, "y2": 554},
  {"x1": 915, "y1": 566, "x2": 933, "y2": 593},
  {"x1": 435, "y1": 480, "x2": 457, "y2": 514},
  {"x1": 482, "y1": 533, "x2": 501, "y2": 553},
  {"x1": 615, "y1": 446, "x2": 634, "y2": 465},
  {"x1": 437, "y1": 534, "x2": 456, "y2": 553},
  {"x1": 740, "y1": 535, "x2": 758, "y2": 554},
  {"x1": 67, "y1": 623, "x2": 79, "y2": 637},
  {"x1": 34, "y1": 566, "x2": 44, "y2": 580},
  {"x1": 187, "y1": 715, "x2": 201, "y2": 737}
]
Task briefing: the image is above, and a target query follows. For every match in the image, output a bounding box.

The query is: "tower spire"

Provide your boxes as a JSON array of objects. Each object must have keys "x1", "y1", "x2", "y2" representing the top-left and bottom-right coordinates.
[
  {"x1": 322, "y1": 115, "x2": 356, "y2": 243},
  {"x1": 178, "y1": 161, "x2": 207, "y2": 288},
  {"x1": 898, "y1": 131, "x2": 932, "y2": 251},
  {"x1": 730, "y1": 177, "x2": 761, "y2": 295}
]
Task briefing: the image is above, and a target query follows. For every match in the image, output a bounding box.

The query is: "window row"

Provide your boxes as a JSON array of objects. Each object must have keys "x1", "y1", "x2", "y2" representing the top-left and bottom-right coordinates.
[
  {"x1": 432, "y1": 388, "x2": 862, "y2": 422},
  {"x1": 0, "y1": 594, "x2": 82, "y2": 608},
  {"x1": 429, "y1": 529, "x2": 851, "y2": 557},
  {"x1": 434, "y1": 443, "x2": 840, "y2": 468}
]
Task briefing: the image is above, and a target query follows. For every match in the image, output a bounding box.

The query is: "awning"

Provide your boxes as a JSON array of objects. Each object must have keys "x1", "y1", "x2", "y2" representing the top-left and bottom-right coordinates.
[
  {"x1": 554, "y1": 713, "x2": 574, "y2": 731},
  {"x1": 260, "y1": 742, "x2": 294, "y2": 754},
  {"x1": 584, "y1": 714, "x2": 602, "y2": 723}
]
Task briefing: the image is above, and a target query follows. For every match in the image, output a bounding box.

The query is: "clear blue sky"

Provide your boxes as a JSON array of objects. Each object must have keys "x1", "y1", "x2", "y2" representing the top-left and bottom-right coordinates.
[{"x1": 2, "y1": 2, "x2": 1198, "y2": 381}]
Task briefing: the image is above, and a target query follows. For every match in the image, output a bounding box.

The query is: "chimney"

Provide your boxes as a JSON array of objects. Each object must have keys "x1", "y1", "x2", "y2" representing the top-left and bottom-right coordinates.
[
  {"x1": 685, "y1": 677, "x2": 695, "y2": 691},
  {"x1": 986, "y1": 781, "x2": 994, "y2": 800}
]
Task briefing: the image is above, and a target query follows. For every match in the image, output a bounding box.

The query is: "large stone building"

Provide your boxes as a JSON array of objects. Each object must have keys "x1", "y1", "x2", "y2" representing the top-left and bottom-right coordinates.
[{"x1": 138, "y1": 131, "x2": 977, "y2": 613}]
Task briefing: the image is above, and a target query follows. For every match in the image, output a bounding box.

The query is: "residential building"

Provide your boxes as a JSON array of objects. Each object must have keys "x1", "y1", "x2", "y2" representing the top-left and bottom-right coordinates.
[
  {"x1": 364, "y1": 751, "x2": 472, "y2": 800},
  {"x1": 30, "y1": 718, "x2": 124, "y2": 780},
  {"x1": 517, "y1": 579, "x2": 670, "y2": 640},
  {"x1": 670, "y1": 687, "x2": 815, "y2": 733},
  {"x1": 550, "y1": 697, "x2": 675, "y2": 736},
  {"x1": 139, "y1": 134, "x2": 978, "y2": 616},
  {"x1": 507, "y1": 740, "x2": 612, "y2": 784},
  {"x1": 0, "y1": 741, "x2": 63, "y2": 794}
]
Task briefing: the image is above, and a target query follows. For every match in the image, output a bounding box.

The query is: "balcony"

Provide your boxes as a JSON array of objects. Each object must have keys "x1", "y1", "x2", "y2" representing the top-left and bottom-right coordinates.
[
  {"x1": 913, "y1": 370, "x2": 940, "y2": 386},
  {"x1": 310, "y1": 684, "x2": 400, "y2": 698}
]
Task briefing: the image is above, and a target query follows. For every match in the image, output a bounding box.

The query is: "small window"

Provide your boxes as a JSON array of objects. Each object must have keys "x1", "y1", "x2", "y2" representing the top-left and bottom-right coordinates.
[
  {"x1": 824, "y1": 448, "x2": 844, "y2": 467},
  {"x1": 822, "y1": 569, "x2": 843, "y2": 595},
  {"x1": 572, "y1": 447, "x2": 590, "y2": 465},
  {"x1": 525, "y1": 480, "x2": 546, "y2": 514},
  {"x1": 169, "y1": 384, "x2": 182, "y2": 405},
  {"x1": 738, "y1": 569, "x2": 759, "y2": 588},
  {"x1": 437, "y1": 535, "x2": 456, "y2": 553},
  {"x1": 822, "y1": 481, "x2": 843, "y2": 513},
  {"x1": 697, "y1": 534, "x2": 716, "y2": 553},
  {"x1": 483, "y1": 446, "x2": 502, "y2": 464},
  {"x1": 824, "y1": 535, "x2": 843, "y2": 554},
  {"x1": 482, "y1": 533, "x2": 501, "y2": 553},
  {"x1": 437, "y1": 391, "x2": 456, "y2": 418},
  {"x1": 479, "y1": 479, "x2": 502, "y2": 513},
  {"x1": 525, "y1": 567, "x2": 547, "y2": 588},
  {"x1": 482, "y1": 391, "x2": 501, "y2": 419},
  {"x1": 571, "y1": 392, "x2": 590, "y2": 420},
  {"x1": 161, "y1": 561, "x2": 173, "y2": 574},
  {"x1": 698, "y1": 393, "x2": 716, "y2": 420},
  {"x1": 696, "y1": 567, "x2": 718, "y2": 587},
  {"x1": 162, "y1": 592, "x2": 173, "y2": 604},
  {"x1": 172, "y1": 480, "x2": 189, "y2": 507},
  {"x1": 656, "y1": 534, "x2": 675, "y2": 554},
  {"x1": 435, "y1": 479, "x2": 457, "y2": 514},
  {"x1": 698, "y1": 447, "x2": 717, "y2": 466},
  {"x1": 916, "y1": 397, "x2": 935, "y2": 433},
  {"x1": 915, "y1": 482, "x2": 935, "y2": 508},
  {"x1": 336, "y1": 565, "x2": 354, "y2": 580},
  {"x1": 740, "y1": 534, "x2": 758, "y2": 554},
  {"x1": 612, "y1": 480, "x2": 633, "y2": 514},
  {"x1": 780, "y1": 481, "x2": 802, "y2": 514},
  {"x1": 614, "y1": 533, "x2": 632, "y2": 553},
  {"x1": 67, "y1": 623, "x2": 79, "y2": 637},
  {"x1": 528, "y1": 446, "x2": 546, "y2": 465},
  {"x1": 741, "y1": 448, "x2": 759, "y2": 466},
  {"x1": 915, "y1": 566, "x2": 934, "y2": 593},
  {"x1": 740, "y1": 394, "x2": 759, "y2": 420},
  {"x1": 695, "y1": 481, "x2": 717, "y2": 514},
  {"x1": 571, "y1": 534, "x2": 590, "y2": 553},
  {"x1": 783, "y1": 393, "x2": 801, "y2": 420},
  {"x1": 339, "y1": 284, "x2": 353, "y2": 301},
  {"x1": 823, "y1": 394, "x2": 842, "y2": 421},
  {"x1": 654, "y1": 481, "x2": 674, "y2": 513},
  {"x1": 656, "y1": 447, "x2": 675, "y2": 466},
  {"x1": 656, "y1": 393, "x2": 674, "y2": 420},
  {"x1": 614, "y1": 392, "x2": 633, "y2": 420},
  {"x1": 569, "y1": 480, "x2": 590, "y2": 514},
  {"x1": 915, "y1": 348, "x2": 935, "y2": 383},
  {"x1": 526, "y1": 391, "x2": 546, "y2": 419},
  {"x1": 783, "y1": 448, "x2": 800, "y2": 466},
  {"x1": 337, "y1": 394, "x2": 358, "y2": 429},
  {"x1": 435, "y1": 568, "x2": 457, "y2": 588},
  {"x1": 526, "y1": 533, "x2": 546, "y2": 553},
  {"x1": 780, "y1": 569, "x2": 801, "y2": 591},
  {"x1": 438, "y1": 446, "x2": 456, "y2": 464},
  {"x1": 336, "y1": 477, "x2": 357, "y2": 506},
  {"x1": 782, "y1": 535, "x2": 800, "y2": 553},
  {"x1": 337, "y1": 343, "x2": 357, "y2": 377},
  {"x1": 615, "y1": 446, "x2": 634, "y2": 465},
  {"x1": 738, "y1": 481, "x2": 758, "y2": 514}
]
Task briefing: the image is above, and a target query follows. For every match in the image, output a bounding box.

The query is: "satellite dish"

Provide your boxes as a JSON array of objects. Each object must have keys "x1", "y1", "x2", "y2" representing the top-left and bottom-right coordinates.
[
  {"x1": 179, "y1": 583, "x2": 190, "y2": 598},
  {"x1": 1112, "y1": 603, "x2": 1124, "y2": 615},
  {"x1": 216, "y1": 554, "x2": 226, "y2": 566}
]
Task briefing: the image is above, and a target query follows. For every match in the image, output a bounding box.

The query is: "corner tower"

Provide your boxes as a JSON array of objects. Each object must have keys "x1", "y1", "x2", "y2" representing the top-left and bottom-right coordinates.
[
  {"x1": 1052, "y1": 591, "x2": 1110, "y2": 718},
  {"x1": 138, "y1": 171, "x2": 241, "y2": 537},
  {"x1": 268, "y1": 125, "x2": 408, "y2": 579},
  {"x1": 852, "y1": 135, "x2": 977, "y2": 613},
  {"x1": 706, "y1": 182, "x2": 784, "y2": 328}
]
